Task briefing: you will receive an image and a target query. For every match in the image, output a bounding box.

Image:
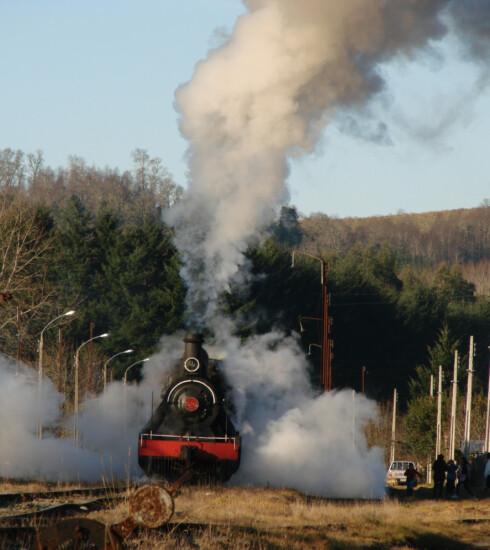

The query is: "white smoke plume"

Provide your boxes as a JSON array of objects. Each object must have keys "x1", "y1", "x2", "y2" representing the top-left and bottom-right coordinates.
[
  {"x1": 0, "y1": 342, "x2": 182, "y2": 483},
  {"x1": 162, "y1": 0, "x2": 490, "y2": 498},
  {"x1": 0, "y1": 332, "x2": 384, "y2": 497},
  {"x1": 167, "y1": 0, "x2": 490, "y2": 329},
  {"x1": 215, "y1": 328, "x2": 385, "y2": 498},
  {"x1": 0, "y1": 359, "x2": 136, "y2": 482}
]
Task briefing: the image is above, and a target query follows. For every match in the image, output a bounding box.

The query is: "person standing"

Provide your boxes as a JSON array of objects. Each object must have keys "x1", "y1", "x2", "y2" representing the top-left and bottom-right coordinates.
[
  {"x1": 432, "y1": 454, "x2": 447, "y2": 499},
  {"x1": 455, "y1": 456, "x2": 474, "y2": 498},
  {"x1": 484, "y1": 453, "x2": 490, "y2": 495},
  {"x1": 446, "y1": 459, "x2": 458, "y2": 497},
  {"x1": 404, "y1": 463, "x2": 422, "y2": 496}
]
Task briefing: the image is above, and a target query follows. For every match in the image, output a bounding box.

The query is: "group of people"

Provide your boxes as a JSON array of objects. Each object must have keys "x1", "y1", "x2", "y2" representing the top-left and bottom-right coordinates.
[
  {"x1": 403, "y1": 453, "x2": 490, "y2": 498},
  {"x1": 432, "y1": 454, "x2": 472, "y2": 499}
]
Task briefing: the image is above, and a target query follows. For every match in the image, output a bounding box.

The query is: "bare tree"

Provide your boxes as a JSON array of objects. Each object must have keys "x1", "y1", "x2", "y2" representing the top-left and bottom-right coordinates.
[
  {"x1": 0, "y1": 148, "x2": 25, "y2": 190},
  {"x1": 0, "y1": 193, "x2": 56, "y2": 358},
  {"x1": 131, "y1": 148, "x2": 182, "y2": 212}
]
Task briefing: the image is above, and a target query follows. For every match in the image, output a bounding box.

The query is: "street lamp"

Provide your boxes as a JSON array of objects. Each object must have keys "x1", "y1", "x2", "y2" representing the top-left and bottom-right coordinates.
[
  {"x1": 123, "y1": 358, "x2": 149, "y2": 437},
  {"x1": 74, "y1": 332, "x2": 109, "y2": 446},
  {"x1": 291, "y1": 250, "x2": 324, "y2": 284},
  {"x1": 37, "y1": 310, "x2": 75, "y2": 439},
  {"x1": 104, "y1": 349, "x2": 134, "y2": 392},
  {"x1": 307, "y1": 343, "x2": 322, "y2": 356},
  {"x1": 38, "y1": 310, "x2": 76, "y2": 386},
  {"x1": 124, "y1": 358, "x2": 149, "y2": 385}
]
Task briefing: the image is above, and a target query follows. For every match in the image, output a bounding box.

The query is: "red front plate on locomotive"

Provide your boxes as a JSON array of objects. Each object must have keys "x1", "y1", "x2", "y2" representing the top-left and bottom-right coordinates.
[
  {"x1": 139, "y1": 434, "x2": 240, "y2": 460},
  {"x1": 138, "y1": 433, "x2": 241, "y2": 481}
]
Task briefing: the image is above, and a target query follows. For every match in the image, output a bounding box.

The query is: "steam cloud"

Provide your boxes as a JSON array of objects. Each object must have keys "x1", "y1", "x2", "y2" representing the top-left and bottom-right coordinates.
[
  {"x1": 217, "y1": 329, "x2": 385, "y2": 497},
  {"x1": 167, "y1": 0, "x2": 490, "y2": 329},
  {"x1": 0, "y1": 338, "x2": 182, "y2": 482},
  {"x1": 0, "y1": 334, "x2": 385, "y2": 498},
  {"x1": 2, "y1": 0, "x2": 490, "y2": 498},
  {"x1": 164, "y1": 0, "x2": 490, "y2": 497}
]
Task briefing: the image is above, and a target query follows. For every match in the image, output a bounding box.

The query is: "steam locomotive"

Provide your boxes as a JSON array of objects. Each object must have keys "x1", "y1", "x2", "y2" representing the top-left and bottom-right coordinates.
[{"x1": 138, "y1": 333, "x2": 241, "y2": 481}]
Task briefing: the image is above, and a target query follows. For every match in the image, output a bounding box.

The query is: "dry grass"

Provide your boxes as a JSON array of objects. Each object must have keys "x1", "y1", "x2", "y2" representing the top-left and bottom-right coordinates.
[
  {"x1": 1, "y1": 479, "x2": 488, "y2": 548},
  {"x1": 84, "y1": 485, "x2": 490, "y2": 549}
]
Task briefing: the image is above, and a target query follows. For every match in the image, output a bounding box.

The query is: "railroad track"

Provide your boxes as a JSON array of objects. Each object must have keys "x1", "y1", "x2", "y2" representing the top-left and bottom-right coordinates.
[
  {"x1": 0, "y1": 492, "x2": 126, "y2": 549},
  {"x1": 0, "y1": 477, "x2": 193, "y2": 548},
  {"x1": 0, "y1": 494, "x2": 124, "y2": 522},
  {"x1": 0, "y1": 485, "x2": 128, "y2": 507},
  {"x1": 0, "y1": 520, "x2": 209, "y2": 548}
]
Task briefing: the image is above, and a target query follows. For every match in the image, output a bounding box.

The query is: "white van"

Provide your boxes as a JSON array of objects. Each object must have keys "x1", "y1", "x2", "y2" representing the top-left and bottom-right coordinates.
[{"x1": 386, "y1": 461, "x2": 417, "y2": 485}]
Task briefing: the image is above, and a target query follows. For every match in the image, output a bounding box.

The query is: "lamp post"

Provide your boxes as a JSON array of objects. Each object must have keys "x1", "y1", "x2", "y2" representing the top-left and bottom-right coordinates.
[
  {"x1": 123, "y1": 358, "x2": 149, "y2": 437},
  {"x1": 124, "y1": 358, "x2": 149, "y2": 386},
  {"x1": 38, "y1": 310, "x2": 76, "y2": 387},
  {"x1": 292, "y1": 251, "x2": 332, "y2": 391},
  {"x1": 38, "y1": 310, "x2": 75, "y2": 439},
  {"x1": 74, "y1": 332, "x2": 109, "y2": 446},
  {"x1": 484, "y1": 346, "x2": 490, "y2": 453},
  {"x1": 104, "y1": 349, "x2": 134, "y2": 392}
]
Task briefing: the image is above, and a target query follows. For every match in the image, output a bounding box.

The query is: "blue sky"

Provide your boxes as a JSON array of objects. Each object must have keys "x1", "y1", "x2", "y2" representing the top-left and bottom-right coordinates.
[{"x1": 1, "y1": 0, "x2": 489, "y2": 218}]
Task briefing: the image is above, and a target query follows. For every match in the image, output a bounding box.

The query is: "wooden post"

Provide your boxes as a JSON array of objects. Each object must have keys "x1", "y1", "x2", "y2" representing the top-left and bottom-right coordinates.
[
  {"x1": 435, "y1": 365, "x2": 442, "y2": 457},
  {"x1": 484, "y1": 346, "x2": 490, "y2": 453},
  {"x1": 463, "y1": 336, "x2": 474, "y2": 457},
  {"x1": 390, "y1": 388, "x2": 397, "y2": 464},
  {"x1": 449, "y1": 351, "x2": 458, "y2": 460}
]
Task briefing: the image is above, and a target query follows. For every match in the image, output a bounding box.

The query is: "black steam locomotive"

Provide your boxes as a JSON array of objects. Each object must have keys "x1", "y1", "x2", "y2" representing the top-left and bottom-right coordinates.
[{"x1": 138, "y1": 334, "x2": 241, "y2": 481}]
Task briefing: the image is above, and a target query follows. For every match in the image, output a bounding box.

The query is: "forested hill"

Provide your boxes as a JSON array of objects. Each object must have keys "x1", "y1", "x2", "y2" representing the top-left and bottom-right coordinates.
[{"x1": 298, "y1": 206, "x2": 490, "y2": 295}]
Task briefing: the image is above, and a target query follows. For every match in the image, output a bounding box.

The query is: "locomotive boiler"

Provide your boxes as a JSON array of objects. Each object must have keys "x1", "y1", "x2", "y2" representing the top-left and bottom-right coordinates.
[{"x1": 138, "y1": 333, "x2": 241, "y2": 481}]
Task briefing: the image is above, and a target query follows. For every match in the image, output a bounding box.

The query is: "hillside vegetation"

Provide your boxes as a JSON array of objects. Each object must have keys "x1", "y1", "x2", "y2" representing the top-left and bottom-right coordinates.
[{"x1": 300, "y1": 206, "x2": 490, "y2": 294}]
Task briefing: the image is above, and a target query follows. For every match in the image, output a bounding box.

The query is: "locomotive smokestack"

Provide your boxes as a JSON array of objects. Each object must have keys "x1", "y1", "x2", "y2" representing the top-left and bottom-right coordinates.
[{"x1": 183, "y1": 333, "x2": 205, "y2": 361}]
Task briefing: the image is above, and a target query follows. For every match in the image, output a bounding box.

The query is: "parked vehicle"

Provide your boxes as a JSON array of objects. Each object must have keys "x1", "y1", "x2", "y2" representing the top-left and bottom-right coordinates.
[{"x1": 386, "y1": 461, "x2": 417, "y2": 485}]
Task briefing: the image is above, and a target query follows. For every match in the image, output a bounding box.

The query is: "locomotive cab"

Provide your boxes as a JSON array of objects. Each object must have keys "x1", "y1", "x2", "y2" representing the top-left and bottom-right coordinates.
[{"x1": 138, "y1": 334, "x2": 241, "y2": 481}]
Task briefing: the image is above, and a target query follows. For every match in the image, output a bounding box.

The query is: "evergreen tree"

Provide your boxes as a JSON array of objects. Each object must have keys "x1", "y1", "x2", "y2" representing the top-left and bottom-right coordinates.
[
  {"x1": 273, "y1": 206, "x2": 302, "y2": 247},
  {"x1": 408, "y1": 324, "x2": 459, "y2": 399},
  {"x1": 433, "y1": 263, "x2": 476, "y2": 304},
  {"x1": 91, "y1": 217, "x2": 185, "y2": 376}
]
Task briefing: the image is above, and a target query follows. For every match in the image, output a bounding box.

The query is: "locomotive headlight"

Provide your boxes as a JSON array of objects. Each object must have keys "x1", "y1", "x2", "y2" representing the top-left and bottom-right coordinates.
[
  {"x1": 184, "y1": 357, "x2": 200, "y2": 373},
  {"x1": 185, "y1": 397, "x2": 199, "y2": 411}
]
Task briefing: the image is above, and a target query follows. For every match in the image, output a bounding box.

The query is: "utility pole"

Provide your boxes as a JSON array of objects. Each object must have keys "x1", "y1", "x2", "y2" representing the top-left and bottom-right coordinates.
[
  {"x1": 58, "y1": 327, "x2": 63, "y2": 438},
  {"x1": 449, "y1": 350, "x2": 458, "y2": 460},
  {"x1": 352, "y1": 390, "x2": 356, "y2": 447},
  {"x1": 322, "y1": 262, "x2": 333, "y2": 391},
  {"x1": 430, "y1": 374, "x2": 434, "y2": 397},
  {"x1": 17, "y1": 307, "x2": 22, "y2": 363},
  {"x1": 463, "y1": 336, "x2": 474, "y2": 458},
  {"x1": 58, "y1": 328, "x2": 63, "y2": 394},
  {"x1": 89, "y1": 322, "x2": 95, "y2": 393},
  {"x1": 292, "y1": 251, "x2": 333, "y2": 392},
  {"x1": 436, "y1": 365, "x2": 442, "y2": 458},
  {"x1": 485, "y1": 346, "x2": 490, "y2": 453},
  {"x1": 390, "y1": 388, "x2": 397, "y2": 464}
]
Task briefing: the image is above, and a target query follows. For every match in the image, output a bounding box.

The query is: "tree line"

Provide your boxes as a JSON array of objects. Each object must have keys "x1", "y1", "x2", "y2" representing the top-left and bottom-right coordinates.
[{"x1": 300, "y1": 205, "x2": 490, "y2": 294}]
